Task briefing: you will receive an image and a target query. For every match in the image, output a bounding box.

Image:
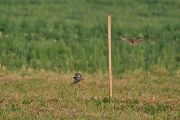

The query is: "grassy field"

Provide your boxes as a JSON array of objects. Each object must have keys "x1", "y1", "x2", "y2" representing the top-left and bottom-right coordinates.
[
  {"x1": 0, "y1": 69, "x2": 179, "y2": 119},
  {"x1": 0, "y1": 0, "x2": 179, "y2": 73},
  {"x1": 0, "y1": 0, "x2": 180, "y2": 119}
]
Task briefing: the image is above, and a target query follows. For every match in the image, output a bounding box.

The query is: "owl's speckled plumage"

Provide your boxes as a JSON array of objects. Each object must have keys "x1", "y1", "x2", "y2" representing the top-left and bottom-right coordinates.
[
  {"x1": 72, "y1": 73, "x2": 84, "y2": 84},
  {"x1": 121, "y1": 37, "x2": 143, "y2": 46}
]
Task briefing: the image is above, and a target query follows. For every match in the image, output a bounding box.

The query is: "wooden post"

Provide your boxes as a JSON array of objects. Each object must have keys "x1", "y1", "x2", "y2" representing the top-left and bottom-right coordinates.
[{"x1": 108, "y1": 16, "x2": 112, "y2": 97}]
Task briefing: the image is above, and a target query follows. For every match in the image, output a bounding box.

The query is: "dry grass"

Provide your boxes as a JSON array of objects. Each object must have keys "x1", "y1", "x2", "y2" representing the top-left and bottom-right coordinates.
[{"x1": 0, "y1": 69, "x2": 179, "y2": 119}]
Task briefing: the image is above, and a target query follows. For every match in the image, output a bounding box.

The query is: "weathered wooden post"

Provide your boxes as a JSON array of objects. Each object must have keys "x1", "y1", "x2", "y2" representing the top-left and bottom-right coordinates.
[{"x1": 108, "y1": 16, "x2": 112, "y2": 98}]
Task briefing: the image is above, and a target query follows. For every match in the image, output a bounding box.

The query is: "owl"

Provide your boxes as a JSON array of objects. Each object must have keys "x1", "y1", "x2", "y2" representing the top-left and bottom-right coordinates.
[
  {"x1": 72, "y1": 73, "x2": 84, "y2": 84},
  {"x1": 121, "y1": 37, "x2": 143, "y2": 46}
]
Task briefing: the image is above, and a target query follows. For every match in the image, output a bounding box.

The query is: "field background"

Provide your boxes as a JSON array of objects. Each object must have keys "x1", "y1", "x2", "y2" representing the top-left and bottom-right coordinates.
[
  {"x1": 0, "y1": 0, "x2": 179, "y2": 119},
  {"x1": 0, "y1": 0, "x2": 179, "y2": 74}
]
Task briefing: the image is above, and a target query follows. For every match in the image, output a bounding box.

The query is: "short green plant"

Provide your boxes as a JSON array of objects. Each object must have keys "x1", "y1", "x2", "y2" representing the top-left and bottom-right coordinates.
[{"x1": 144, "y1": 103, "x2": 171, "y2": 115}]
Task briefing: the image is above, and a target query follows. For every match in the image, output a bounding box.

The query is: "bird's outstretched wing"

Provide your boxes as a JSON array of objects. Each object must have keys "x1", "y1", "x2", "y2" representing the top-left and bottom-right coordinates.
[
  {"x1": 121, "y1": 37, "x2": 143, "y2": 46},
  {"x1": 73, "y1": 78, "x2": 81, "y2": 84}
]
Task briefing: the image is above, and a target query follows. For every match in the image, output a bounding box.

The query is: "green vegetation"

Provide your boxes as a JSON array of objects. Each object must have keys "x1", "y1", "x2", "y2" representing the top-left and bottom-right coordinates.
[
  {"x1": 0, "y1": 0, "x2": 179, "y2": 74},
  {"x1": 0, "y1": 1, "x2": 179, "y2": 119},
  {"x1": 0, "y1": 70, "x2": 179, "y2": 119}
]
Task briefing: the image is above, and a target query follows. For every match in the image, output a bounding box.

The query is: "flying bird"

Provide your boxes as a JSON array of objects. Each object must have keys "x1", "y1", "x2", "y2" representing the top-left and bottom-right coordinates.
[
  {"x1": 121, "y1": 37, "x2": 143, "y2": 46},
  {"x1": 72, "y1": 73, "x2": 84, "y2": 84}
]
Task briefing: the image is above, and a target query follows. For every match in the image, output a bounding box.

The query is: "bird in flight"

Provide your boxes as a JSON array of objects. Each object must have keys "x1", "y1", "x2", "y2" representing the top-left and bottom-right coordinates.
[
  {"x1": 72, "y1": 73, "x2": 84, "y2": 84},
  {"x1": 121, "y1": 37, "x2": 143, "y2": 46}
]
